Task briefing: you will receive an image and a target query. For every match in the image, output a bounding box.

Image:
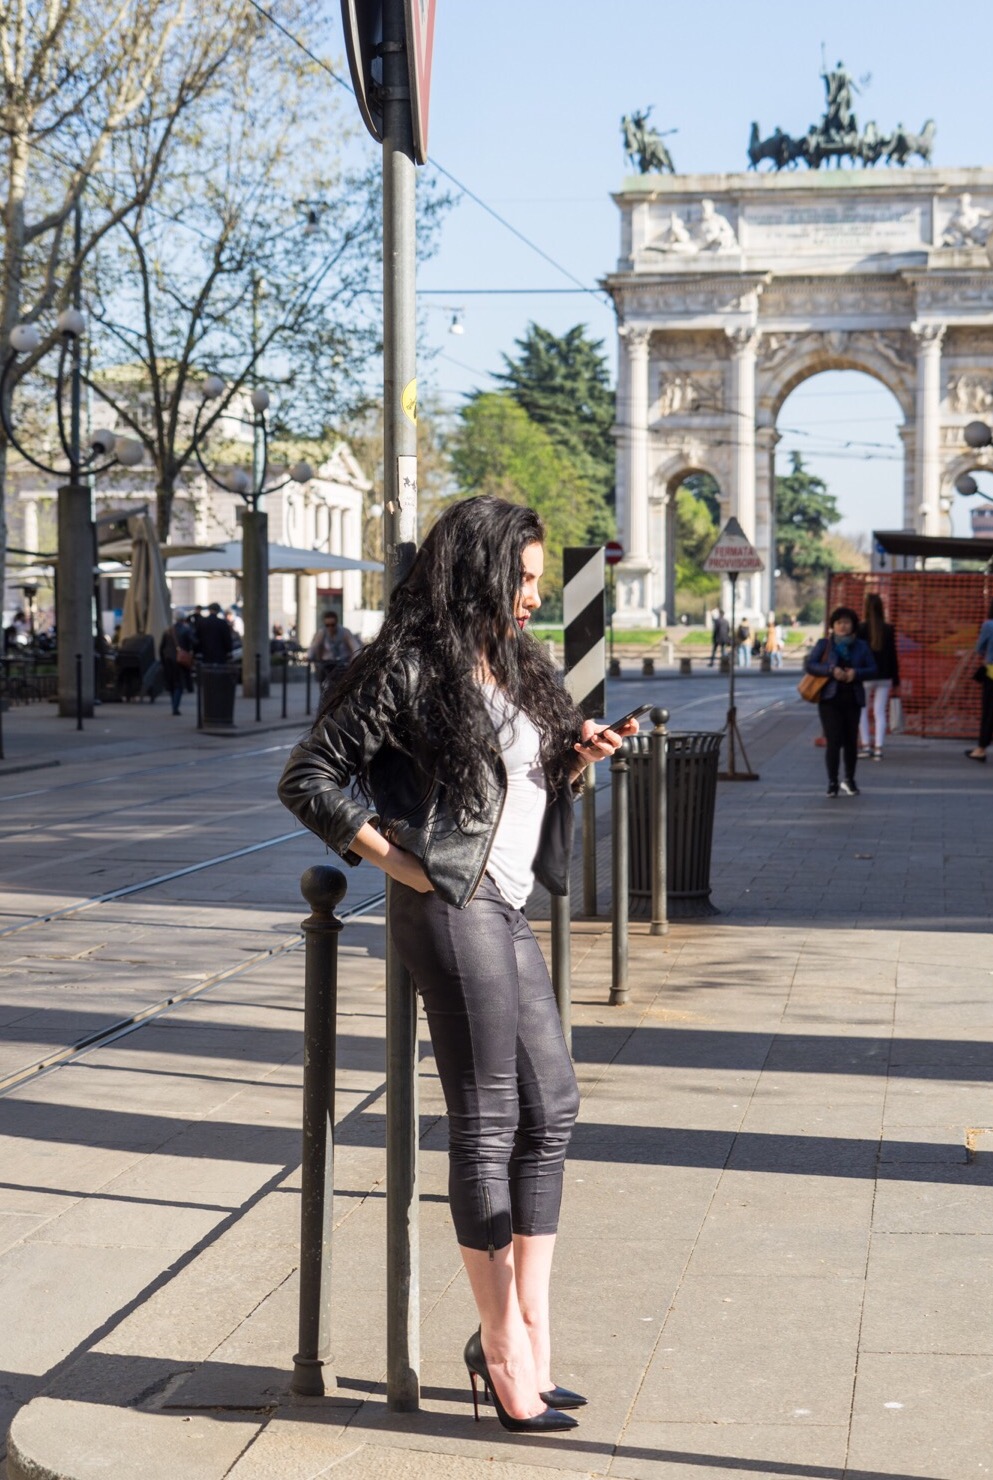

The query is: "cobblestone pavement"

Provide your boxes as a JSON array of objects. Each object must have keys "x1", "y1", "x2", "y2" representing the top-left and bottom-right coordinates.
[{"x1": 1, "y1": 679, "x2": 991, "y2": 1479}]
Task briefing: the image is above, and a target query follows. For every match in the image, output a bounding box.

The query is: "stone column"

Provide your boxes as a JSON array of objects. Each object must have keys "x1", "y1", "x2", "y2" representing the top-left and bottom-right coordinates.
[
  {"x1": 726, "y1": 327, "x2": 760, "y2": 610},
  {"x1": 615, "y1": 323, "x2": 654, "y2": 625},
  {"x1": 912, "y1": 322, "x2": 945, "y2": 536},
  {"x1": 755, "y1": 424, "x2": 780, "y2": 616}
]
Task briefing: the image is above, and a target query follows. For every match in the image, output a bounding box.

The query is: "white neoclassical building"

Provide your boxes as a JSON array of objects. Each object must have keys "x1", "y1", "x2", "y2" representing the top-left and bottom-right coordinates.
[{"x1": 605, "y1": 167, "x2": 993, "y2": 623}]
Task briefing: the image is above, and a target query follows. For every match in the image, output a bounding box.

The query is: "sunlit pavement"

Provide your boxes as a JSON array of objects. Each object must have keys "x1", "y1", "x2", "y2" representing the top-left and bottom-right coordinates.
[{"x1": 1, "y1": 678, "x2": 991, "y2": 1479}]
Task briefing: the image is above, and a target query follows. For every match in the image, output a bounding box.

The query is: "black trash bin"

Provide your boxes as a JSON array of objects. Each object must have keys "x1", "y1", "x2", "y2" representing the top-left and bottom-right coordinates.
[
  {"x1": 627, "y1": 731, "x2": 722, "y2": 917},
  {"x1": 198, "y1": 663, "x2": 237, "y2": 728}
]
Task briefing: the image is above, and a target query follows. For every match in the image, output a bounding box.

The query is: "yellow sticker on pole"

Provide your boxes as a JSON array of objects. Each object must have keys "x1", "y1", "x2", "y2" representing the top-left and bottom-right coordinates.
[{"x1": 401, "y1": 378, "x2": 417, "y2": 425}]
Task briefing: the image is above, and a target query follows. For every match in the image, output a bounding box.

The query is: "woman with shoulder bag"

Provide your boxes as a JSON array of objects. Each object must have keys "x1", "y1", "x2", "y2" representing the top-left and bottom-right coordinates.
[
  {"x1": 159, "y1": 611, "x2": 194, "y2": 716},
  {"x1": 965, "y1": 598, "x2": 993, "y2": 763},
  {"x1": 804, "y1": 606, "x2": 877, "y2": 796},
  {"x1": 278, "y1": 496, "x2": 638, "y2": 1433}
]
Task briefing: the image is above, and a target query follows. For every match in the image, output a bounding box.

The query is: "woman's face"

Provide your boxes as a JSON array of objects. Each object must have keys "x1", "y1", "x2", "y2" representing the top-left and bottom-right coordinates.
[
  {"x1": 832, "y1": 615, "x2": 854, "y2": 637},
  {"x1": 515, "y1": 541, "x2": 544, "y2": 629}
]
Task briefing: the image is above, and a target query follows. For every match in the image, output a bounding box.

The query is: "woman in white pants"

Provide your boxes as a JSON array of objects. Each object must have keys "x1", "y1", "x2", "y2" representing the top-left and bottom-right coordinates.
[{"x1": 858, "y1": 592, "x2": 900, "y2": 759}]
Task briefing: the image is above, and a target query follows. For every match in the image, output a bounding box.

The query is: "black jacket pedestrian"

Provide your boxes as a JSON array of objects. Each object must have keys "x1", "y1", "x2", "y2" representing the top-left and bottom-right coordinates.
[{"x1": 196, "y1": 613, "x2": 233, "y2": 664}]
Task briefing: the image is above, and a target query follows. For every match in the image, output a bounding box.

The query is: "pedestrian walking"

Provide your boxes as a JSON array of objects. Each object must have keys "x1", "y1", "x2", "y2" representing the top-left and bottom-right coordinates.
[
  {"x1": 858, "y1": 593, "x2": 900, "y2": 760},
  {"x1": 805, "y1": 606, "x2": 877, "y2": 796},
  {"x1": 278, "y1": 495, "x2": 636, "y2": 1433},
  {"x1": 764, "y1": 611, "x2": 784, "y2": 670},
  {"x1": 965, "y1": 598, "x2": 993, "y2": 763},
  {"x1": 709, "y1": 608, "x2": 730, "y2": 666},
  {"x1": 736, "y1": 616, "x2": 752, "y2": 668},
  {"x1": 306, "y1": 609, "x2": 360, "y2": 688},
  {"x1": 159, "y1": 611, "x2": 194, "y2": 715}
]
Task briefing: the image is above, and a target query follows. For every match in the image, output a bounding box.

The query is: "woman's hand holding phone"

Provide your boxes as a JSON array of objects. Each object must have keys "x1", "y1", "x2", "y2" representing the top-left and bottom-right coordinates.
[{"x1": 570, "y1": 706, "x2": 648, "y2": 776}]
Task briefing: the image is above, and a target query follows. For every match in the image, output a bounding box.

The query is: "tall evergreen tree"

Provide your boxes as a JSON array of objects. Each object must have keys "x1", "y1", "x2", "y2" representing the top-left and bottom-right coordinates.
[
  {"x1": 775, "y1": 451, "x2": 842, "y2": 577},
  {"x1": 494, "y1": 323, "x2": 615, "y2": 516}
]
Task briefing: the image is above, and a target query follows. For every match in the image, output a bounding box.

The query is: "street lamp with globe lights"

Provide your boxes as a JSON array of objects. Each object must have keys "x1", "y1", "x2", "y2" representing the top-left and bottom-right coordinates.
[
  {"x1": 1, "y1": 314, "x2": 144, "y2": 718},
  {"x1": 191, "y1": 373, "x2": 313, "y2": 699},
  {"x1": 955, "y1": 421, "x2": 993, "y2": 534}
]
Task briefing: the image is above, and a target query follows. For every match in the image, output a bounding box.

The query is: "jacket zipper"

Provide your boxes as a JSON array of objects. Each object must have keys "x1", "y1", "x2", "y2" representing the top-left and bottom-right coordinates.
[
  {"x1": 465, "y1": 757, "x2": 507, "y2": 905},
  {"x1": 482, "y1": 1185, "x2": 495, "y2": 1260}
]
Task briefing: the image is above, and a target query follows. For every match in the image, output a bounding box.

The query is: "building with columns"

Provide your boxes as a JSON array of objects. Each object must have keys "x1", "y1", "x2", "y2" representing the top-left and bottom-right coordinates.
[{"x1": 605, "y1": 168, "x2": 993, "y2": 623}]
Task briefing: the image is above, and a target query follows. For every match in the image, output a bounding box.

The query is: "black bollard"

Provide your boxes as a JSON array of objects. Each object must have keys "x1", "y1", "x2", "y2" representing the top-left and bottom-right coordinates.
[
  {"x1": 550, "y1": 890, "x2": 572, "y2": 1054},
  {"x1": 75, "y1": 652, "x2": 83, "y2": 731},
  {"x1": 610, "y1": 739, "x2": 630, "y2": 1005},
  {"x1": 581, "y1": 763, "x2": 597, "y2": 917},
  {"x1": 281, "y1": 654, "x2": 288, "y2": 719},
  {"x1": 291, "y1": 864, "x2": 347, "y2": 1398},
  {"x1": 650, "y1": 708, "x2": 670, "y2": 937},
  {"x1": 195, "y1": 664, "x2": 203, "y2": 731},
  {"x1": 255, "y1": 653, "x2": 262, "y2": 723},
  {"x1": 305, "y1": 659, "x2": 313, "y2": 717}
]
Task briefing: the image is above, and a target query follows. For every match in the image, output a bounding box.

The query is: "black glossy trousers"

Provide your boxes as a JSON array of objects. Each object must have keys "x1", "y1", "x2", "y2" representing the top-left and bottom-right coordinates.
[{"x1": 390, "y1": 876, "x2": 580, "y2": 1253}]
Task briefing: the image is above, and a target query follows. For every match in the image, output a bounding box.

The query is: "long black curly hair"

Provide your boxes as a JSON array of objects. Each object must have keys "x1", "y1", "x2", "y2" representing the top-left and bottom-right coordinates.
[{"x1": 317, "y1": 495, "x2": 583, "y2": 820}]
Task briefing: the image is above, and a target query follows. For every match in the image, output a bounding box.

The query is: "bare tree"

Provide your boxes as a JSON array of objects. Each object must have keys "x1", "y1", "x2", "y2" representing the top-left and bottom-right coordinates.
[
  {"x1": 0, "y1": 0, "x2": 258, "y2": 600},
  {"x1": 84, "y1": 25, "x2": 450, "y2": 540}
]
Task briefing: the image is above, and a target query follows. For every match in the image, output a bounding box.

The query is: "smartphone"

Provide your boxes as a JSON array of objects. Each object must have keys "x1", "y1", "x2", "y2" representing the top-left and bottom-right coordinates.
[{"x1": 597, "y1": 703, "x2": 652, "y2": 735}]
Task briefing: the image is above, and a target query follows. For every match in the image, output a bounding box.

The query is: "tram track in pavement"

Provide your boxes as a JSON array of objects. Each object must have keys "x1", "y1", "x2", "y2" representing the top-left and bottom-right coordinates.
[{"x1": 0, "y1": 878, "x2": 387, "y2": 1099}]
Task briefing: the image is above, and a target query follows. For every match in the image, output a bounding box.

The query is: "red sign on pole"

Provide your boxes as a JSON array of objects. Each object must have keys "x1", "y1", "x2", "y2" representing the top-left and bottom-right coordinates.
[
  {"x1": 604, "y1": 540, "x2": 624, "y2": 566},
  {"x1": 405, "y1": 0, "x2": 437, "y2": 165}
]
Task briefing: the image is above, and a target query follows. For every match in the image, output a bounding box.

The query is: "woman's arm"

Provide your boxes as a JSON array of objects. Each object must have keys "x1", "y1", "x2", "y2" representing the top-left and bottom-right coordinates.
[
  {"x1": 804, "y1": 639, "x2": 832, "y2": 676},
  {"x1": 349, "y1": 822, "x2": 433, "y2": 891},
  {"x1": 852, "y1": 641, "x2": 878, "y2": 682},
  {"x1": 566, "y1": 716, "x2": 641, "y2": 782}
]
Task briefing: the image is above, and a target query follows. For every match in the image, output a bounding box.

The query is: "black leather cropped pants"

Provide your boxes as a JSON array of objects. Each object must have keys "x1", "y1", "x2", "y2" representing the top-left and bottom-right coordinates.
[{"x1": 390, "y1": 876, "x2": 580, "y2": 1253}]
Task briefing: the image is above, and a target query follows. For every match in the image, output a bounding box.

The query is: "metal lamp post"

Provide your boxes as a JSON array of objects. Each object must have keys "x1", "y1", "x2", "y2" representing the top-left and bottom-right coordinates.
[
  {"x1": 0, "y1": 316, "x2": 144, "y2": 718},
  {"x1": 191, "y1": 377, "x2": 313, "y2": 701}
]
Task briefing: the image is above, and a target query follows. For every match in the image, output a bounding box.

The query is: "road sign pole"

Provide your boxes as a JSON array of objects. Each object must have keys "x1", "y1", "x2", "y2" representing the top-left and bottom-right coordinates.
[
  {"x1": 703, "y1": 519, "x2": 761, "y2": 782},
  {"x1": 383, "y1": 0, "x2": 420, "y2": 1415}
]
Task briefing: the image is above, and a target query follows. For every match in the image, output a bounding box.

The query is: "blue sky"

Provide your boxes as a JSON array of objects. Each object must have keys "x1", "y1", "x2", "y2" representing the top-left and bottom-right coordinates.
[{"x1": 327, "y1": 0, "x2": 993, "y2": 540}]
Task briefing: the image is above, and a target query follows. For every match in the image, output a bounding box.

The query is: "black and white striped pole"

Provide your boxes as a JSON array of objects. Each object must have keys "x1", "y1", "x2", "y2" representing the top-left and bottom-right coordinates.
[
  {"x1": 554, "y1": 547, "x2": 604, "y2": 1048},
  {"x1": 564, "y1": 546, "x2": 607, "y2": 927}
]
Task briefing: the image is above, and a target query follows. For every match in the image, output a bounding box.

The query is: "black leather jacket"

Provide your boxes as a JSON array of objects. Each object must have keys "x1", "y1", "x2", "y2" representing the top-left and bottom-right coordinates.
[{"x1": 277, "y1": 657, "x2": 578, "y2": 908}]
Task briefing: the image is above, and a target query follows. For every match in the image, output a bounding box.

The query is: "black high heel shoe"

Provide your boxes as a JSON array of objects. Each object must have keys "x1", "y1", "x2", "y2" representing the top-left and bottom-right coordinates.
[
  {"x1": 463, "y1": 1330, "x2": 577, "y2": 1432},
  {"x1": 539, "y1": 1384, "x2": 587, "y2": 1410}
]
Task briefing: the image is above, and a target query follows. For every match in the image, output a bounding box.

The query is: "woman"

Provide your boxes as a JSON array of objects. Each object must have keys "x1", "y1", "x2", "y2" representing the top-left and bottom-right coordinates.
[
  {"x1": 857, "y1": 593, "x2": 900, "y2": 760},
  {"x1": 278, "y1": 496, "x2": 635, "y2": 1432},
  {"x1": 965, "y1": 598, "x2": 993, "y2": 763},
  {"x1": 764, "y1": 611, "x2": 784, "y2": 670},
  {"x1": 804, "y1": 606, "x2": 876, "y2": 796},
  {"x1": 159, "y1": 611, "x2": 194, "y2": 716}
]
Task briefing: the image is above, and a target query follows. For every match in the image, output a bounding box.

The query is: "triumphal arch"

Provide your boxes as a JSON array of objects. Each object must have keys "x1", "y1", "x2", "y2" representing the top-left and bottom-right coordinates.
[{"x1": 606, "y1": 151, "x2": 993, "y2": 623}]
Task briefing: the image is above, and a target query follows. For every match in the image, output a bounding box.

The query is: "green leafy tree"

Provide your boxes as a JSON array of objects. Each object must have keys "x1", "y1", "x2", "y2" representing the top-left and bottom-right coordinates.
[
  {"x1": 448, "y1": 391, "x2": 601, "y2": 617},
  {"x1": 674, "y1": 486, "x2": 720, "y2": 594},
  {"x1": 775, "y1": 451, "x2": 842, "y2": 577},
  {"x1": 494, "y1": 322, "x2": 615, "y2": 538}
]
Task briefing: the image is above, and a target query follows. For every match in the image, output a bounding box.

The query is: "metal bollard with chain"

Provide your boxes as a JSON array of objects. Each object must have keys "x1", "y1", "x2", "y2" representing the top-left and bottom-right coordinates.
[
  {"x1": 610, "y1": 738, "x2": 631, "y2": 1005},
  {"x1": 291, "y1": 864, "x2": 346, "y2": 1397},
  {"x1": 650, "y1": 708, "x2": 670, "y2": 937}
]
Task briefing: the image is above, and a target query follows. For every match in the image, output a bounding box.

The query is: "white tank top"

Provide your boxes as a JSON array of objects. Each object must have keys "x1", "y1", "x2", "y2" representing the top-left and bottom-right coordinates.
[{"x1": 479, "y1": 684, "x2": 547, "y2": 908}]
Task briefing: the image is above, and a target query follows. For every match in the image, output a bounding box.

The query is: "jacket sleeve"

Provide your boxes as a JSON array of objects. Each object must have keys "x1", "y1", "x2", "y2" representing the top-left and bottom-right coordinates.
[
  {"x1": 805, "y1": 639, "x2": 832, "y2": 676},
  {"x1": 277, "y1": 668, "x2": 404, "y2": 865},
  {"x1": 853, "y1": 640, "x2": 877, "y2": 681}
]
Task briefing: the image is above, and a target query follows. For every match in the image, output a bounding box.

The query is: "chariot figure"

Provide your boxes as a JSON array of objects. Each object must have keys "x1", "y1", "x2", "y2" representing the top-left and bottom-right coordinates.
[
  {"x1": 821, "y1": 59, "x2": 859, "y2": 138},
  {"x1": 621, "y1": 108, "x2": 676, "y2": 175}
]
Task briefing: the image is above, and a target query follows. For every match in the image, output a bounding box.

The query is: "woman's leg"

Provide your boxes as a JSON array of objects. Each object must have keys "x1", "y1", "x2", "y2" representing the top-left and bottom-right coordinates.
[
  {"x1": 859, "y1": 682, "x2": 874, "y2": 749},
  {"x1": 389, "y1": 881, "x2": 545, "y2": 1419},
  {"x1": 980, "y1": 675, "x2": 993, "y2": 751},
  {"x1": 506, "y1": 913, "x2": 580, "y2": 1389},
  {"x1": 873, "y1": 681, "x2": 891, "y2": 752},
  {"x1": 841, "y1": 702, "x2": 860, "y2": 782},
  {"x1": 819, "y1": 701, "x2": 842, "y2": 786}
]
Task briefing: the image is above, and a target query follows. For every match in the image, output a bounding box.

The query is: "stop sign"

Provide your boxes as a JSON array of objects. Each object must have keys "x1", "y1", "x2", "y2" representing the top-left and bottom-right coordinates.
[{"x1": 604, "y1": 540, "x2": 624, "y2": 566}]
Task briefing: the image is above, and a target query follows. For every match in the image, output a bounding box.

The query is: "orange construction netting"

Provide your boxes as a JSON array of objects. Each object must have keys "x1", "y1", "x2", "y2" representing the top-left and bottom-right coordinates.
[{"x1": 827, "y1": 571, "x2": 993, "y2": 740}]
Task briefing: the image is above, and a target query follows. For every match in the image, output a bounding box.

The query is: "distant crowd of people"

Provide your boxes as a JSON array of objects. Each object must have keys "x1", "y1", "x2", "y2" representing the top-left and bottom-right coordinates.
[{"x1": 158, "y1": 604, "x2": 361, "y2": 716}]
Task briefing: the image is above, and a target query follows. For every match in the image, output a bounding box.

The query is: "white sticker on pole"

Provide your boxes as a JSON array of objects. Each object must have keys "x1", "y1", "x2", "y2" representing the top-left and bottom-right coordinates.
[
  {"x1": 702, "y1": 517, "x2": 765, "y2": 574},
  {"x1": 397, "y1": 456, "x2": 418, "y2": 544}
]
